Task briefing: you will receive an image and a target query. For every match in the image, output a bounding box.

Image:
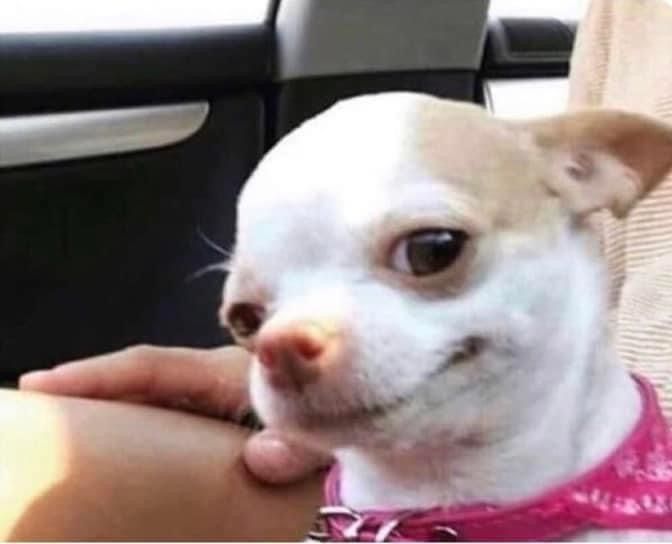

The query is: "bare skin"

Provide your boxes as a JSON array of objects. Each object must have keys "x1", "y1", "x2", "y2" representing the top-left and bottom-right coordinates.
[
  {"x1": 20, "y1": 346, "x2": 330, "y2": 484},
  {"x1": 7, "y1": 345, "x2": 330, "y2": 541}
]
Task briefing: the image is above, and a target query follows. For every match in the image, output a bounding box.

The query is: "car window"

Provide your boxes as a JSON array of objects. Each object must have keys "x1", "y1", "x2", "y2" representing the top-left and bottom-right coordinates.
[
  {"x1": 0, "y1": 0, "x2": 270, "y2": 33},
  {"x1": 485, "y1": 0, "x2": 586, "y2": 118},
  {"x1": 489, "y1": 0, "x2": 589, "y2": 20},
  {"x1": 485, "y1": 79, "x2": 569, "y2": 119}
]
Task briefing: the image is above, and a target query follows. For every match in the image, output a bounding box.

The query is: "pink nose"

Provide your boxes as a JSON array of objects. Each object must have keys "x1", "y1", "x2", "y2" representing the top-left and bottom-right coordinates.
[{"x1": 256, "y1": 321, "x2": 335, "y2": 391}]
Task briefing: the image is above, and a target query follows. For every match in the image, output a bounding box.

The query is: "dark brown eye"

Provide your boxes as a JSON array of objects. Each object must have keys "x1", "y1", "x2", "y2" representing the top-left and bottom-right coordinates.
[
  {"x1": 227, "y1": 303, "x2": 264, "y2": 339},
  {"x1": 390, "y1": 229, "x2": 469, "y2": 276}
]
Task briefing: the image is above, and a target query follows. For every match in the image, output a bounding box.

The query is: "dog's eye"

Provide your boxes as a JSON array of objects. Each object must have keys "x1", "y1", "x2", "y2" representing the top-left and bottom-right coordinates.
[
  {"x1": 391, "y1": 229, "x2": 469, "y2": 276},
  {"x1": 227, "y1": 303, "x2": 265, "y2": 339}
]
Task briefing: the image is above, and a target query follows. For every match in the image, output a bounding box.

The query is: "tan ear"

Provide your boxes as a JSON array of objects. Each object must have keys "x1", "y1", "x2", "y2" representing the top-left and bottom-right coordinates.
[{"x1": 520, "y1": 110, "x2": 672, "y2": 218}]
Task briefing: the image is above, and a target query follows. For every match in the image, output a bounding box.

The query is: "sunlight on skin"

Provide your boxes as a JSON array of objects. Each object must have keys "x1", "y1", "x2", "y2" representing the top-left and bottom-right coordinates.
[
  {"x1": 0, "y1": 388, "x2": 322, "y2": 541},
  {"x1": 0, "y1": 390, "x2": 70, "y2": 540}
]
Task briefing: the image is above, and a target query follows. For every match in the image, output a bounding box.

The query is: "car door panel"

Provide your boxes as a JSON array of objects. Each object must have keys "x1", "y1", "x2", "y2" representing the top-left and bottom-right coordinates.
[
  {"x1": 0, "y1": 21, "x2": 270, "y2": 379},
  {"x1": 0, "y1": 26, "x2": 271, "y2": 114}
]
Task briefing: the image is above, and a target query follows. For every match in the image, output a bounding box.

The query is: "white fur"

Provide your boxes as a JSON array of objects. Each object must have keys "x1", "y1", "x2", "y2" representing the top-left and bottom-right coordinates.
[{"x1": 225, "y1": 93, "x2": 669, "y2": 540}]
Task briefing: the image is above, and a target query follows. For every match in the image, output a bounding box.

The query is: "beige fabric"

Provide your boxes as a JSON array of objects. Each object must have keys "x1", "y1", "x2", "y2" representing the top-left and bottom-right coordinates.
[{"x1": 569, "y1": 0, "x2": 672, "y2": 414}]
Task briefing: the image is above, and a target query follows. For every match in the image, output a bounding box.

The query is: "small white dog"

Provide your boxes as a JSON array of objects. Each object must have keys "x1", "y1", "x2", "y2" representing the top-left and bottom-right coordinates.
[{"x1": 222, "y1": 93, "x2": 672, "y2": 541}]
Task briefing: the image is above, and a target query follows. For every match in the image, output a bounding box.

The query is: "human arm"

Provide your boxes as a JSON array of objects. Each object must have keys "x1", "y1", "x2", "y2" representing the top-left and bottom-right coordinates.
[{"x1": 0, "y1": 386, "x2": 323, "y2": 541}]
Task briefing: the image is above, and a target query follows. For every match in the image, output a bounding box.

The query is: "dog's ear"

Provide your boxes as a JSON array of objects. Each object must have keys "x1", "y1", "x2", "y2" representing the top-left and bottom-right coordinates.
[{"x1": 519, "y1": 110, "x2": 672, "y2": 218}]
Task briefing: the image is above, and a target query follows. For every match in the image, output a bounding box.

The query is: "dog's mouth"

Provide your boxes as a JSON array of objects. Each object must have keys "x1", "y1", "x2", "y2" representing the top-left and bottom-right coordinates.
[
  {"x1": 297, "y1": 394, "x2": 411, "y2": 429},
  {"x1": 259, "y1": 335, "x2": 487, "y2": 430}
]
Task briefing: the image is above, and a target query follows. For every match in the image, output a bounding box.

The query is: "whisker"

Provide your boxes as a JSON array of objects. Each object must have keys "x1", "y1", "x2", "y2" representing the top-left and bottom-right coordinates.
[
  {"x1": 197, "y1": 226, "x2": 233, "y2": 258},
  {"x1": 186, "y1": 261, "x2": 230, "y2": 283}
]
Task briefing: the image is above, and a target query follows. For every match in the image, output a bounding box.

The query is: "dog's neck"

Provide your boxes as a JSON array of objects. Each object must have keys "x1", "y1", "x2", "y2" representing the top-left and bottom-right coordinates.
[
  {"x1": 337, "y1": 359, "x2": 639, "y2": 510},
  {"x1": 336, "y1": 236, "x2": 642, "y2": 511}
]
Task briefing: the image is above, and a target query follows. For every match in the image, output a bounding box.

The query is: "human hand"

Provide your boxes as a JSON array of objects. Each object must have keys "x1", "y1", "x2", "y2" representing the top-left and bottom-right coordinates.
[{"x1": 20, "y1": 345, "x2": 331, "y2": 484}]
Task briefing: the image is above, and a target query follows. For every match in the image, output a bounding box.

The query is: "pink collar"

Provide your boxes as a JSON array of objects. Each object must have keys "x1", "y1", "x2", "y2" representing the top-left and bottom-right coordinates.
[{"x1": 318, "y1": 375, "x2": 672, "y2": 541}]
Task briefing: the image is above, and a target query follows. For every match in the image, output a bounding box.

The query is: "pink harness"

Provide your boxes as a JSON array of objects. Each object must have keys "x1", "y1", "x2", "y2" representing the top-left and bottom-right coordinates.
[{"x1": 318, "y1": 375, "x2": 672, "y2": 541}]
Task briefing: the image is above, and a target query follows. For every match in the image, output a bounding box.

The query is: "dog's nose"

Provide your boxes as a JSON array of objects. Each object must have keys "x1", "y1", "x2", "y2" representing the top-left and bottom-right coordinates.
[{"x1": 256, "y1": 321, "x2": 335, "y2": 391}]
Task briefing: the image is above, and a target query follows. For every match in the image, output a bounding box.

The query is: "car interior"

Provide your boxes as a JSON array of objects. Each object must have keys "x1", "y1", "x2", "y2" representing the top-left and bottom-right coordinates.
[{"x1": 0, "y1": 0, "x2": 584, "y2": 385}]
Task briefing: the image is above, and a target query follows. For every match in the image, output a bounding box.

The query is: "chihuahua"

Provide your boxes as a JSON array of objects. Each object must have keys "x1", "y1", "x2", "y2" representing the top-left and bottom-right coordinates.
[{"x1": 222, "y1": 93, "x2": 672, "y2": 541}]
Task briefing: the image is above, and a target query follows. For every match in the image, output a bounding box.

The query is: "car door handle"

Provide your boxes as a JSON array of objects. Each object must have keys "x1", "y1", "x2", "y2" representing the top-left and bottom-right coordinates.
[{"x1": 0, "y1": 101, "x2": 209, "y2": 169}]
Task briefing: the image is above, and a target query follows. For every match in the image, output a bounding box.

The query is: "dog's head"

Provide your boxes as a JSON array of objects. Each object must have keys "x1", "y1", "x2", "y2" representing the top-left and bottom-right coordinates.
[{"x1": 221, "y1": 93, "x2": 672, "y2": 452}]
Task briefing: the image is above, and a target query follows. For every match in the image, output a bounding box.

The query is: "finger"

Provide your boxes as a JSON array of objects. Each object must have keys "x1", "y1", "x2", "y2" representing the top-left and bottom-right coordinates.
[
  {"x1": 19, "y1": 346, "x2": 251, "y2": 418},
  {"x1": 243, "y1": 430, "x2": 332, "y2": 485}
]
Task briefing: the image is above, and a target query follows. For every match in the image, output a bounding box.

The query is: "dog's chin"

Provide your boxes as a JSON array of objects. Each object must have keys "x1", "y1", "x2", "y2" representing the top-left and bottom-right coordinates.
[{"x1": 250, "y1": 376, "x2": 414, "y2": 449}]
